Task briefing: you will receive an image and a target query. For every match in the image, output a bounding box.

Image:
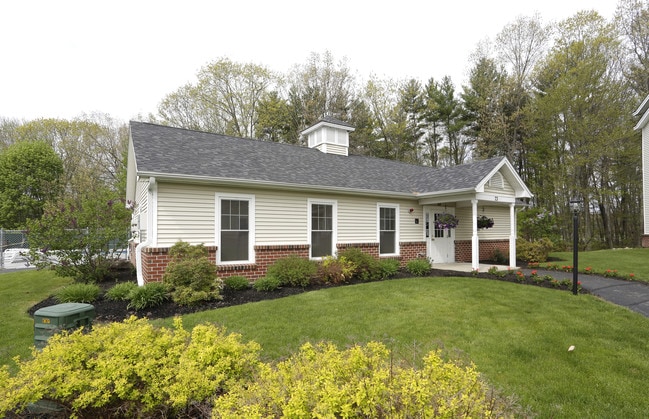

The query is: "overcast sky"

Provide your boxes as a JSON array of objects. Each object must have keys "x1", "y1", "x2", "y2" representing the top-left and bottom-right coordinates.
[{"x1": 1, "y1": 0, "x2": 618, "y2": 123}]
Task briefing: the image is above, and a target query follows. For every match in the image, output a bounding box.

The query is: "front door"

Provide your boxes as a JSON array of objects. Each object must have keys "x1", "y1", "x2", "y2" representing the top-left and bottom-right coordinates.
[{"x1": 425, "y1": 207, "x2": 455, "y2": 263}]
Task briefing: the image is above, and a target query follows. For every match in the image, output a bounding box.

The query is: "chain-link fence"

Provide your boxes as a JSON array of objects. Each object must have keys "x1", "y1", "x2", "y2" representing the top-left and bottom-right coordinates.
[{"x1": 1, "y1": 229, "x2": 30, "y2": 269}]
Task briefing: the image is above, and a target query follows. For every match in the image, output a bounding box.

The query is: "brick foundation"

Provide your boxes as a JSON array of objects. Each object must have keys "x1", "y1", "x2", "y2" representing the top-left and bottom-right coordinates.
[
  {"x1": 216, "y1": 244, "x2": 310, "y2": 281},
  {"x1": 134, "y1": 240, "x2": 429, "y2": 283},
  {"x1": 642, "y1": 235, "x2": 649, "y2": 248},
  {"x1": 141, "y1": 245, "x2": 217, "y2": 284},
  {"x1": 455, "y1": 239, "x2": 510, "y2": 263},
  {"x1": 399, "y1": 241, "x2": 427, "y2": 267}
]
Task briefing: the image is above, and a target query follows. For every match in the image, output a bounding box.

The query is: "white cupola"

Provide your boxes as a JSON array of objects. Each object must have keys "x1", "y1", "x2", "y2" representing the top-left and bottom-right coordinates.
[{"x1": 301, "y1": 116, "x2": 355, "y2": 156}]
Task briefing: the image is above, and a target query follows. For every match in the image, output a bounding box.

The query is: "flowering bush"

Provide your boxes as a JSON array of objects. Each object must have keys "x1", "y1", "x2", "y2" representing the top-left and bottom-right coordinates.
[
  {"x1": 515, "y1": 271, "x2": 525, "y2": 282},
  {"x1": 477, "y1": 215, "x2": 495, "y2": 229},
  {"x1": 603, "y1": 269, "x2": 618, "y2": 278},
  {"x1": 561, "y1": 265, "x2": 573, "y2": 272},
  {"x1": 434, "y1": 213, "x2": 459, "y2": 229}
]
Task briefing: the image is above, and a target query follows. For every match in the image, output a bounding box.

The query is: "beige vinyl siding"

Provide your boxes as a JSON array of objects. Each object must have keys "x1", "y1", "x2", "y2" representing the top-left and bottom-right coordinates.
[
  {"x1": 254, "y1": 191, "x2": 308, "y2": 244},
  {"x1": 477, "y1": 207, "x2": 511, "y2": 239},
  {"x1": 154, "y1": 181, "x2": 422, "y2": 249},
  {"x1": 455, "y1": 206, "x2": 511, "y2": 240},
  {"x1": 337, "y1": 197, "x2": 377, "y2": 242},
  {"x1": 156, "y1": 184, "x2": 216, "y2": 246},
  {"x1": 398, "y1": 203, "x2": 423, "y2": 241},
  {"x1": 455, "y1": 207, "x2": 473, "y2": 241},
  {"x1": 337, "y1": 196, "x2": 421, "y2": 243}
]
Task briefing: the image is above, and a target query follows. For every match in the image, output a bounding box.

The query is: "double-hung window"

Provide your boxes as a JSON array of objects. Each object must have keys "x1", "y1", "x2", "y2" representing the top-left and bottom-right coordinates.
[
  {"x1": 217, "y1": 195, "x2": 254, "y2": 263},
  {"x1": 378, "y1": 204, "x2": 399, "y2": 256},
  {"x1": 309, "y1": 200, "x2": 336, "y2": 258}
]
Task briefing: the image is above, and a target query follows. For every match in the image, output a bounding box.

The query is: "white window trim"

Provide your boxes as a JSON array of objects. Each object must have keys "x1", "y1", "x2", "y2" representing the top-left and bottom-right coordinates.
[
  {"x1": 215, "y1": 193, "x2": 255, "y2": 265},
  {"x1": 307, "y1": 198, "x2": 337, "y2": 260},
  {"x1": 377, "y1": 203, "x2": 400, "y2": 256}
]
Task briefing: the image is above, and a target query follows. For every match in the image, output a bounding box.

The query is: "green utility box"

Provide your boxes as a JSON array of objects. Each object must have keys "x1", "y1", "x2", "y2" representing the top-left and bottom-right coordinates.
[{"x1": 34, "y1": 303, "x2": 95, "y2": 349}]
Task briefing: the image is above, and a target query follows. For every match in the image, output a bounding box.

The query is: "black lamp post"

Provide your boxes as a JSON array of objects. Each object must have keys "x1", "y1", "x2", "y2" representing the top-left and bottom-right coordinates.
[{"x1": 570, "y1": 198, "x2": 583, "y2": 295}]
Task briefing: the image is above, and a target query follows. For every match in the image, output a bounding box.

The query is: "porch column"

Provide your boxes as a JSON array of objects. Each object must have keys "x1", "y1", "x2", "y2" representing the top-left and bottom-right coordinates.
[
  {"x1": 471, "y1": 199, "x2": 479, "y2": 270},
  {"x1": 509, "y1": 203, "x2": 516, "y2": 268}
]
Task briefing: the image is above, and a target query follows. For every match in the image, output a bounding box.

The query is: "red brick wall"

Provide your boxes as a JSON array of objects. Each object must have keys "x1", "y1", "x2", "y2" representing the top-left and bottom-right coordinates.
[
  {"x1": 337, "y1": 242, "x2": 379, "y2": 258},
  {"x1": 399, "y1": 241, "x2": 427, "y2": 267},
  {"x1": 141, "y1": 246, "x2": 217, "y2": 284},
  {"x1": 217, "y1": 244, "x2": 310, "y2": 281},
  {"x1": 138, "y1": 241, "x2": 429, "y2": 283},
  {"x1": 642, "y1": 235, "x2": 649, "y2": 248},
  {"x1": 455, "y1": 239, "x2": 510, "y2": 263}
]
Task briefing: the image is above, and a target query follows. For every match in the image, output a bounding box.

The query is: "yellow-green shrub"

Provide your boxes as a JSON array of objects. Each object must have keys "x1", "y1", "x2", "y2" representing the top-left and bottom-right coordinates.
[
  {"x1": 213, "y1": 341, "x2": 518, "y2": 418},
  {"x1": 517, "y1": 238, "x2": 554, "y2": 262},
  {"x1": 318, "y1": 255, "x2": 357, "y2": 284},
  {"x1": 0, "y1": 317, "x2": 261, "y2": 418}
]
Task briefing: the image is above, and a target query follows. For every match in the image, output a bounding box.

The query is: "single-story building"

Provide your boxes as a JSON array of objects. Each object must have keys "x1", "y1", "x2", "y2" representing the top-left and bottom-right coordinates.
[
  {"x1": 125, "y1": 118, "x2": 533, "y2": 285},
  {"x1": 633, "y1": 94, "x2": 649, "y2": 248}
]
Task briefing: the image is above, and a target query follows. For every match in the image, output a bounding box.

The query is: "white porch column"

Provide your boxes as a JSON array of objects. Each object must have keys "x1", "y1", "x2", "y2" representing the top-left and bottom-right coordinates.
[
  {"x1": 509, "y1": 203, "x2": 516, "y2": 268},
  {"x1": 471, "y1": 199, "x2": 479, "y2": 270}
]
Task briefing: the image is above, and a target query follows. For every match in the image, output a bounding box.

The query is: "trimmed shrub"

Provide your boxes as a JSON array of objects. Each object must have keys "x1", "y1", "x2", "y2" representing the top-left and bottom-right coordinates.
[
  {"x1": 337, "y1": 247, "x2": 382, "y2": 281},
  {"x1": 378, "y1": 258, "x2": 400, "y2": 278},
  {"x1": 317, "y1": 255, "x2": 356, "y2": 284},
  {"x1": 105, "y1": 282, "x2": 138, "y2": 301},
  {"x1": 213, "y1": 341, "x2": 521, "y2": 418},
  {"x1": 517, "y1": 238, "x2": 554, "y2": 263},
  {"x1": 223, "y1": 275, "x2": 250, "y2": 291},
  {"x1": 252, "y1": 276, "x2": 282, "y2": 292},
  {"x1": 0, "y1": 317, "x2": 261, "y2": 418},
  {"x1": 127, "y1": 282, "x2": 169, "y2": 310},
  {"x1": 406, "y1": 258, "x2": 432, "y2": 276},
  {"x1": 266, "y1": 255, "x2": 317, "y2": 287},
  {"x1": 163, "y1": 241, "x2": 223, "y2": 306},
  {"x1": 54, "y1": 283, "x2": 100, "y2": 303}
]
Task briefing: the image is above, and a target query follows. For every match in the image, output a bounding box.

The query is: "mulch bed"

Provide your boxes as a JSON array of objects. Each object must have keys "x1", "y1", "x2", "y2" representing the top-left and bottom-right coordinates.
[{"x1": 27, "y1": 263, "x2": 579, "y2": 323}]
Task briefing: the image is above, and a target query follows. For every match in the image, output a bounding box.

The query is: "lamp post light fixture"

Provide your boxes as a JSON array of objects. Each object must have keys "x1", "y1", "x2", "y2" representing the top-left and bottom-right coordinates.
[{"x1": 570, "y1": 198, "x2": 583, "y2": 295}]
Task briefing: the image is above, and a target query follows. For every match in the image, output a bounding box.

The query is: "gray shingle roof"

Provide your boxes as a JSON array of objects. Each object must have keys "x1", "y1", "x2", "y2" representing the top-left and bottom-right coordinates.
[{"x1": 130, "y1": 121, "x2": 504, "y2": 196}]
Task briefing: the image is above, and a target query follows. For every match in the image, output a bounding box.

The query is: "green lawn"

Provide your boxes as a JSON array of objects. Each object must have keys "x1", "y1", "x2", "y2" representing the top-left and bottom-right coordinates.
[
  {"x1": 4, "y1": 248, "x2": 649, "y2": 417},
  {"x1": 0, "y1": 269, "x2": 71, "y2": 370},
  {"x1": 155, "y1": 276, "x2": 649, "y2": 418},
  {"x1": 550, "y1": 247, "x2": 649, "y2": 281}
]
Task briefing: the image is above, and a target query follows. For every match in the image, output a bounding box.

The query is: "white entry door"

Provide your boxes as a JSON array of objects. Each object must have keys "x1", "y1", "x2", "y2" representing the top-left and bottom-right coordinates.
[{"x1": 425, "y1": 207, "x2": 455, "y2": 264}]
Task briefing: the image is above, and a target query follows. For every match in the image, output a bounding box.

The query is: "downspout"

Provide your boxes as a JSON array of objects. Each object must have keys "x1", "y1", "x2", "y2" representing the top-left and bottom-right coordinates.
[{"x1": 135, "y1": 177, "x2": 156, "y2": 286}]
